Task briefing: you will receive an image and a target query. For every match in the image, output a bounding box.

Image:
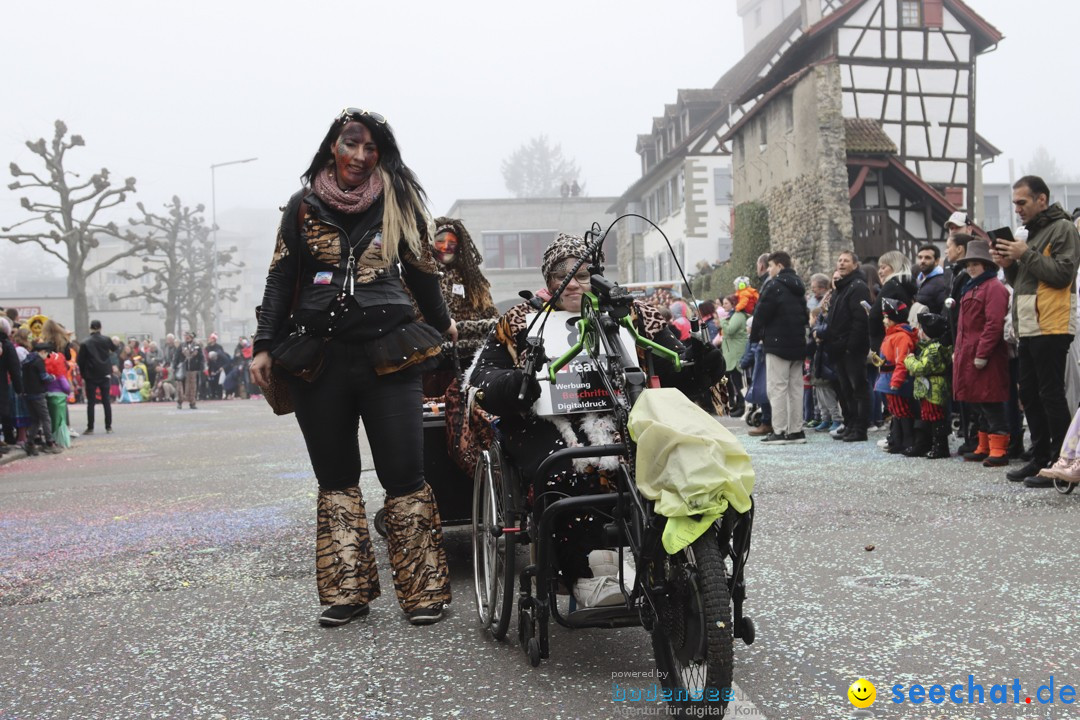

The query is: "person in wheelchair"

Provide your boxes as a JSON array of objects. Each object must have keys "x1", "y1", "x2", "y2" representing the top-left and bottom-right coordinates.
[{"x1": 468, "y1": 232, "x2": 726, "y2": 607}]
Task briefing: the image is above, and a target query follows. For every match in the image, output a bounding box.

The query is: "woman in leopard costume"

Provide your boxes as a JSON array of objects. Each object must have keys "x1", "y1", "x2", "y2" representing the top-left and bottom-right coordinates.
[{"x1": 252, "y1": 108, "x2": 457, "y2": 627}]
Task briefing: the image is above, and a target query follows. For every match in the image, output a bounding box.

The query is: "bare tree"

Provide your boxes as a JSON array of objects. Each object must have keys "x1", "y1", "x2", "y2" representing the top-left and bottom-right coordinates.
[
  {"x1": 0, "y1": 120, "x2": 148, "y2": 333},
  {"x1": 501, "y1": 135, "x2": 582, "y2": 198},
  {"x1": 1024, "y1": 146, "x2": 1073, "y2": 182},
  {"x1": 109, "y1": 197, "x2": 209, "y2": 336},
  {"x1": 180, "y1": 216, "x2": 242, "y2": 337}
]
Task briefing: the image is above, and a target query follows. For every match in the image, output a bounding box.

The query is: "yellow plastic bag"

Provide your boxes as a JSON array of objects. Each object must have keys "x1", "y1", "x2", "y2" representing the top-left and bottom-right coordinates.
[{"x1": 627, "y1": 388, "x2": 755, "y2": 553}]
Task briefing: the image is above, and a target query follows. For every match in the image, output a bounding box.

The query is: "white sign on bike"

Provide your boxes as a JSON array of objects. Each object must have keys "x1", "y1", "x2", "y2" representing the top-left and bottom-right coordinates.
[{"x1": 526, "y1": 310, "x2": 637, "y2": 417}]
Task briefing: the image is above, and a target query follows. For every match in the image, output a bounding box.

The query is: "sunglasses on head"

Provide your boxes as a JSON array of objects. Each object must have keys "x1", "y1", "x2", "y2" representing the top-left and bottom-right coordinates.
[{"x1": 338, "y1": 107, "x2": 387, "y2": 125}]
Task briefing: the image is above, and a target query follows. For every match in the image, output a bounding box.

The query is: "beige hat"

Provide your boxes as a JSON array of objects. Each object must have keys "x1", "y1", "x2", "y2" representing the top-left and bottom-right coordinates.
[{"x1": 945, "y1": 211, "x2": 970, "y2": 229}]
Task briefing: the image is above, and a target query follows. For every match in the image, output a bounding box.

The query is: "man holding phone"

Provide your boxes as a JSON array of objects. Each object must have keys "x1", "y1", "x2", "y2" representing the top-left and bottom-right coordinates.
[{"x1": 990, "y1": 175, "x2": 1080, "y2": 487}]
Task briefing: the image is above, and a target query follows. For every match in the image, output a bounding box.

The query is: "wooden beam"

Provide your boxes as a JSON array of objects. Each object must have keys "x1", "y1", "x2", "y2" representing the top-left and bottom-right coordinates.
[{"x1": 850, "y1": 165, "x2": 871, "y2": 200}]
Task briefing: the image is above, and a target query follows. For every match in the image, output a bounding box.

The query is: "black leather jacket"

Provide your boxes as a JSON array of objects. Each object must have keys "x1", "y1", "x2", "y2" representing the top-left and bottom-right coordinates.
[{"x1": 254, "y1": 190, "x2": 450, "y2": 354}]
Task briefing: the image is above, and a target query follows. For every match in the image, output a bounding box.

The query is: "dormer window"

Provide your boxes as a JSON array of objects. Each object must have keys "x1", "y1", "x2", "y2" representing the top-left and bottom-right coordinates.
[{"x1": 900, "y1": 0, "x2": 921, "y2": 28}]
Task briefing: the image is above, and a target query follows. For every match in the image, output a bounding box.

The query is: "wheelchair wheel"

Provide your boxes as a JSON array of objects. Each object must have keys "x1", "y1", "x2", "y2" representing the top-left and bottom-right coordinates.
[
  {"x1": 471, "y1": 445, "x2": 516, "y2": 640},
  {"x1": 651, "y1": 525, "x2": 733, "y2": 716}
]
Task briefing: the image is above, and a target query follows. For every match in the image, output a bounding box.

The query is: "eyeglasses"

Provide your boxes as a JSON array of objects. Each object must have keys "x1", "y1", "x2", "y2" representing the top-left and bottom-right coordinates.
[
  {"x1": 338, "y1": 107, "x2": 387, "y2": 125},
  {"x1": 552, "y1": 270, "x2": 592, "y2": 285}
]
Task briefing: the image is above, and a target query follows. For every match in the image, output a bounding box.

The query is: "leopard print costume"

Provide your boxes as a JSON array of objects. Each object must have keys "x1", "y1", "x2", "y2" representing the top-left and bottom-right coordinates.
[{"x1": 316, "y1": 488, "x2": 381, "y2": 606}]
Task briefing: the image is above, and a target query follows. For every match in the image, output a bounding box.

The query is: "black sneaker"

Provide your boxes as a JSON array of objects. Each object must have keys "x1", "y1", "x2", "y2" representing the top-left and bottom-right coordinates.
[
  {"x1": 83, "y1": 428, "x2": 94, "y2": 435},
  {"x1": 761, "y1": 432, "x2": 787, "y2": 443},
  {"x1": 783, "y1": 431, "x2": 808, "y2": 444},
  {"x1": 1022, "y1": 475, "x2": 1054, "y2": 489},
  {"x1": 1006, "y1": 459, "x2": 1045, "y2": 483},
  {"x1": 407, "y1": 606, "x2": 445, "y2": 625},
  {"x1": 318, "y1": 603, "x2": 370, "y2": 627},
  {"x1": 843, "y1": 431, "x2": 868, "y2": 442}
]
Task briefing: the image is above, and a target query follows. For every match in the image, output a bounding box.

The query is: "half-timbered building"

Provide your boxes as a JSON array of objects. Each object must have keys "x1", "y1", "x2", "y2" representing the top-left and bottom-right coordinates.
[{"x1": 716, "y1": 0, "x2": 1002, "y2": 269}]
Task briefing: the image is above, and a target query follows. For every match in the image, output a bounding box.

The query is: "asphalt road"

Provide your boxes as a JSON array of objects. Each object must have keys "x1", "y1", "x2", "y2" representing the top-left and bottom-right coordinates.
[{"x1": 1, "y1": 399, "x2": 1077, "y2": 720}]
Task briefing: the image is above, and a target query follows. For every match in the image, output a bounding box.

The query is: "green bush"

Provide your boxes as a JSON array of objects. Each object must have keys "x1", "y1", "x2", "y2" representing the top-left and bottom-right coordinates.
[{"x1": 699, "y1": 202, "x2": 770, "y2": 301}]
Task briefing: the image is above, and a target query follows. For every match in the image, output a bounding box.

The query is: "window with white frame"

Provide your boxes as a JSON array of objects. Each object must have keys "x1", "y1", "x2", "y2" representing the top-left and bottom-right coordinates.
[
  {"x1": 900, "y1": 0, "x2": 921, "y2": 27},
  {"x1": 481, "y1": 231, "x2": 555, "y2": 269},
  {"x1": 714, "y1": 168, "x2": 733, "y2": 205}
]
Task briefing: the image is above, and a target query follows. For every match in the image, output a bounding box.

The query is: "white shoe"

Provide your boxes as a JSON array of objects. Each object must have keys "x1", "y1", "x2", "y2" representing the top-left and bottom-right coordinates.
[
  {"x1": 868, "y1": 424, "x2": 885, "y2": 433},
  {"x1": 574, "y1": 550, "x2": 636, "y2": 608},
  {"x1": 68, "y1": 429, "x2": 80, "y2": 438},
  {"x1": 830, "y1": 424, "x2": 847, "y2": 438},
  {"x1": 876, "y1": 438, "x2": 889, "y2": 448},
  {"x1": 573, "y1": 576, "x2": 625, "y2": 607}
]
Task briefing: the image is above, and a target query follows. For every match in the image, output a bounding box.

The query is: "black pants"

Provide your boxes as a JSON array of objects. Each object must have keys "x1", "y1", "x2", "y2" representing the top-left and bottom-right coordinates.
[
  {"x1": 290, "y1": 341, "x2": 425, "y2": 495},
  {"x1": 725, "y1": 370, "x2": 745, "y2": 409},
  {"x1": 973, "y1": 402, "x2": 1008, "y2": 435},
  {"x1": 25, "y1": 393, "x2": 53, "y2": 446},
  {"x1": 1018, "y1": 335, "x2": 1073, "y2": 462},
  {"x1": 85, "y1": 377, "x2": 112, "y2": 431},
  {"x1": 835, "y1": 351, "x2": 869, "y2": 432}
]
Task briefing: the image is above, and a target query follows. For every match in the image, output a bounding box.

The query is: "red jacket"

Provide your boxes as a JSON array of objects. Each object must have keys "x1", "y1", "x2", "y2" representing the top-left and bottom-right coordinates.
[
  {"x1": 953, "y1": 276, "x2": 1009, "y2": 403},
  {"x1": 880, "y1": 323, "x2": 917, "y2": 389}
]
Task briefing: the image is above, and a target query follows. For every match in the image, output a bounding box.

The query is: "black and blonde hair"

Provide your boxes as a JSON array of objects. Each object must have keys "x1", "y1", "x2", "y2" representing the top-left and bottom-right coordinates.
[
  {"x1": 433, "y1": 217, "x2": 492, "y2": 311},
  {"x1": 302, "y1": 113, "x2": 430, "y2": 265}
]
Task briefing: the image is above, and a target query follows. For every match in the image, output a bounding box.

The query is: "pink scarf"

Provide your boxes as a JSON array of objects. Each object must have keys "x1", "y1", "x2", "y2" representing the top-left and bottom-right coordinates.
[{"x1": 313, "y1": 166, "x2": 383, "y2": 213}]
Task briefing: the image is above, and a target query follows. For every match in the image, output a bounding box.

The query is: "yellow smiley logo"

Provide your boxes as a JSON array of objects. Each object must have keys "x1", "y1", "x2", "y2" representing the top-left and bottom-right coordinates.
[{"x1": 848, "y1": 678, "x2": 876, "y2": 708}]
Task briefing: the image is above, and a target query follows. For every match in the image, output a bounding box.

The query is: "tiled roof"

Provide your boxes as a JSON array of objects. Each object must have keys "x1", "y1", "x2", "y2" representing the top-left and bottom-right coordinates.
[
  {"x1": 613, "y1": 10, "x2": 804, "y2": 210},
  {"x1": 844, "y1": 118, "x2": 897, "y2": 154}
]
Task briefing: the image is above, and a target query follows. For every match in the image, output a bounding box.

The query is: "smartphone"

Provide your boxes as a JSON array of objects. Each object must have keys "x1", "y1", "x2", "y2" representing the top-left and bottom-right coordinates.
[
  {"x1": 988, "y1": 226, "x2": 1013, "y2": 250},
  {"x1": 859, "y1": 300, "x2": 872, "y2": 313}
]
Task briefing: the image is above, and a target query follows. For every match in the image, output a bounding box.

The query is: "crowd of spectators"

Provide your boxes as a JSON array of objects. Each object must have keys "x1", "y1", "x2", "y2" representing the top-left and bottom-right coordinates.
[
  {"x1": 638, "y1": 175, "x2": 1080, "y2": 489},
  {"x1": 0, "y1": 306, "x2": 262, "y2": 458}
]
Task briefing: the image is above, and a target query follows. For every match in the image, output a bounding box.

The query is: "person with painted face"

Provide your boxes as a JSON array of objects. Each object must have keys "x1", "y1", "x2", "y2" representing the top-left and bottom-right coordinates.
[
  {"x1": 252, "y1": 108, "x2": 457, "y2": 627},
  {"x1": 422, "y1": 217, "x2": 497, "y2": 369},
  {"x1": 467, "y1": 233, "x2": 725, "y2": 607}
]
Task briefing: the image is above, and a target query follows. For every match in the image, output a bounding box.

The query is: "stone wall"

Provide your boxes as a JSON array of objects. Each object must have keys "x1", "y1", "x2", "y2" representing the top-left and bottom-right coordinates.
[{"x1": 730, "y1": 62, "x2": 853, "y2": 278}]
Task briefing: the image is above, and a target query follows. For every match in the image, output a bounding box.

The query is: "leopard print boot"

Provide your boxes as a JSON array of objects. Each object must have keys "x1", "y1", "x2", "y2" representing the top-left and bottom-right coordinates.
[
  {"x1": 316, "y1": 487, "x2": 381, "y2": 607},
  {"x1": 383, "y1": 483, "x2": 451, "y2": 624}
]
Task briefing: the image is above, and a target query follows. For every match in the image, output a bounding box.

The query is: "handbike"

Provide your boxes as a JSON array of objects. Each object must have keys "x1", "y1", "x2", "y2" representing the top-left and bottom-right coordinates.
[{"x1": 471, "y1": 250, "x2": 755, "y2": 716}]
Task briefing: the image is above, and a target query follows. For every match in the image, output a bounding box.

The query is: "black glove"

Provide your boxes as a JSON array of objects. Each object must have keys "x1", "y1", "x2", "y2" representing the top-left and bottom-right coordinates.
[
  {"x1": 477, "y1": 368, "x2": 542, "y2": 417},
  {"x1": 513, "y1": 369, "x2": 543, "y2": 410},
  {"x1": 701, "y1": 346, "x2": 726, "y2": 382}
]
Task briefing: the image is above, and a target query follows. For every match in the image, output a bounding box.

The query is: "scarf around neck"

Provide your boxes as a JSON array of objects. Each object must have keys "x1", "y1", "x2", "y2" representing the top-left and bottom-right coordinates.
[
  {"x1": 313, "y1": 166, "x2": 384, "y2": 214},
  {"x1": 960, "y1": 268, "x2": 997, "y2": 297}
]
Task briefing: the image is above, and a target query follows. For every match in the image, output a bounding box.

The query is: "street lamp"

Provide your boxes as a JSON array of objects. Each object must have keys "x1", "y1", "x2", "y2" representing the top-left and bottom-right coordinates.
[{"x1": 210, "y1": 157, "x2": 257, "y2": 338}]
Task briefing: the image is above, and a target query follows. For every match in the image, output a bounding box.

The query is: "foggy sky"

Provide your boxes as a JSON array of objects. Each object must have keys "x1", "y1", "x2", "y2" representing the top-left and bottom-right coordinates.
[{"x1": 2, "y1": 0, "x2": 1076, "y2": 278}]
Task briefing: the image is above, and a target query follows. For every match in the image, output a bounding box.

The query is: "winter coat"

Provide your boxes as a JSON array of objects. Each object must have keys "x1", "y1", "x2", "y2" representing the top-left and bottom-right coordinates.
[
  {"x1": 77, "y1": 331, "x2": 116, "y2": 382},
  {"x1": 953, "y1": 274, "x2": 1009, "y2": 403},
  {"x1": 718, "y1": 311, "x2": 748, "y2": 371},
  {"x1": 874, "y1": 323, "x2": 917, "y2": 395},
  {"x1": 915, "y1": 267, "x2": 947, "y2": 314},
  {"x1": 904, "y1": 339, "x2": 950, "y2": 406},
  {"x1": 0, "y1": 337, "x2": 24, "y2": 415},
  {"x1": 1002, "y1": 203, "x2": 1080, "y2": 337},
  {"x1": 21, "y1": 352, "x2": 50, "y2": 396},
  {"x1": 822, "y1": 269, "x2": 871, "y2": 359},
  {"x1": 749, "y1": 268, "x2": 808, "y2": 361},
  {"x1": 869, "y1": 274, "x2": 917, "y2": 353}
]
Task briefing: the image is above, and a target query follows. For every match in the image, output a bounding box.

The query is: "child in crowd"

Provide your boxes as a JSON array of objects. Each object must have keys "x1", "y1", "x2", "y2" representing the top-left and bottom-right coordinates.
[
  {"x1": 120, "y1": 360, "x2": 141, "y2": 403},
  {"x1": 904, "y1": 312, "x2": 952, "y2": 459},
  {"x1": 21, "y1": 341, "x2": 61, "y2": 455},
  {"x1": 808, "y1": 306, "x2": 842, "y2": 432},
  {"x1": 733, "y1": 276, "x2": 759, "y2": 315},
  {"x1": 875, "y1": 298, "x2": 917, "y2": 454}
]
